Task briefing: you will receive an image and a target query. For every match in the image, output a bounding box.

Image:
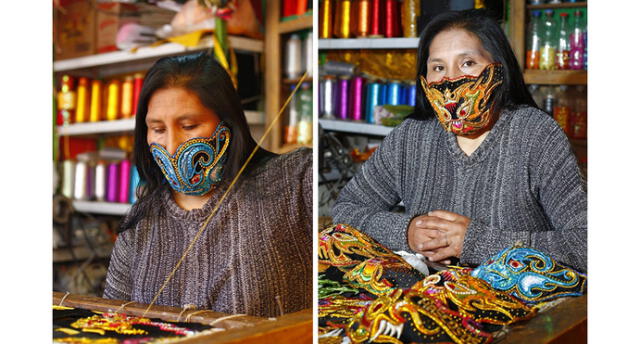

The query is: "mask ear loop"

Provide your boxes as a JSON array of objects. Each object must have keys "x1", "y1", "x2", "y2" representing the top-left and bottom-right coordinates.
[{"x1": 142, "y1": 71, "x2": 310, "y2": 317}]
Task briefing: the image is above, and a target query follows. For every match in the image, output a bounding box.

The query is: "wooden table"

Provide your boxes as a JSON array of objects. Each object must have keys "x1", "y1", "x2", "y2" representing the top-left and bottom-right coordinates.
[{"x1": 53, "y1": 292, "x2": 312, "y2": 343}]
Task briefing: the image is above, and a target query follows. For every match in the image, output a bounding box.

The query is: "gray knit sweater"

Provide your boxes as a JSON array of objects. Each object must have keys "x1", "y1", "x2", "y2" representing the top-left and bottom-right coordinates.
[
  {"x1": 103, "y1": 148, "x2": 313, "y2": 317},
  {"x1": 333, "y1": 106, "x2": 587, "y2": 272}
]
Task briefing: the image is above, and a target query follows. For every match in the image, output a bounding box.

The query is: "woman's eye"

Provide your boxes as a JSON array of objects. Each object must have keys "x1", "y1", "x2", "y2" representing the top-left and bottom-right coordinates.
[
  {"x1": 432, "y1": 65, "x2": 444, "y2": 72},
  {"x1": 462, "y1": 60, "x2": 476, "y2": 68},
  {"x1": 183, "y1": 124, "x2": 198, "y2": 130},
  {"x1": 151, "y1": 128, "x2": 165, "y2": 134}
]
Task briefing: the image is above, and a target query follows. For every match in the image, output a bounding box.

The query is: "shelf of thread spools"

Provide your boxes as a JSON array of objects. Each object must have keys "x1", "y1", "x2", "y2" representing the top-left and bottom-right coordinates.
[
  {"x1": 53, "y1": 35, "x2": 264, "y2": 73},
  {"x1": 523, "y1": 2, "x2": 587, "y2": 84}
]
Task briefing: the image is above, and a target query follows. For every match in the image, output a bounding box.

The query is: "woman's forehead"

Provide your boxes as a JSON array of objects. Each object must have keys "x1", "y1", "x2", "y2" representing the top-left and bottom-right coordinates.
[{"x1": 428, "y1": 28, "x2": 488, "y2": 60}]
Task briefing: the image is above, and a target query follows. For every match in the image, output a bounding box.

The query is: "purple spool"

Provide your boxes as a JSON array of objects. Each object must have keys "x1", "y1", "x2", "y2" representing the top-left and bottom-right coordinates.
[
  {"x1": 337, "y1": 77, "x2": 350, "y2": 120},
  {"x1": 349, "y1": 76, "x2": 365, "y2": 121},
  {"x1": 118, "y1": 160, "x2": 131, "y2": 203},
  {"x1": 106, "y1": 162, "x2": 119, "y2": 202}
]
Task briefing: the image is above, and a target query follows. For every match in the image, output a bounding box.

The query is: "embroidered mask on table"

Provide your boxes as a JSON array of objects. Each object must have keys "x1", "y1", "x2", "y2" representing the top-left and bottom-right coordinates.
[
  {"x1": 150, "y1": 122, "x2": 231, "y2": 196},
  {"x1": 420, "y1": 63, "x2": 504, "y2": 136},
  {"x1": 471, "y1": 245, "x2": 587, "y2": 305}
]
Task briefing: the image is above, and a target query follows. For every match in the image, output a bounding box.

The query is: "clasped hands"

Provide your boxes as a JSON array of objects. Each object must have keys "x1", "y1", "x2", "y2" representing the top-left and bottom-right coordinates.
[{"x1": 407, "y1": 210, "x2": 471, "y2": 264}]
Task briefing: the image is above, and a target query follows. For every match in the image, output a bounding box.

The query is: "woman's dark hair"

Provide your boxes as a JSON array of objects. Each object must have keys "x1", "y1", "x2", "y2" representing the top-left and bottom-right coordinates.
[
  {"x1": 413, "y1": 9, "x2": 537, "y2": 120},
  {"x1": 121, "y1": 52, "x2": 274, "y2": 231}
]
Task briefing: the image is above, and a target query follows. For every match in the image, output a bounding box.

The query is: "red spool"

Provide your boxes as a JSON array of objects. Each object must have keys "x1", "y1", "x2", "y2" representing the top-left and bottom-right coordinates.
[
  {"x1": 369, "y1": 0, "x2": 383, "y2": 37},
  {"x1": 384, "y1": 0, "x2": 400, "y2": 38}
]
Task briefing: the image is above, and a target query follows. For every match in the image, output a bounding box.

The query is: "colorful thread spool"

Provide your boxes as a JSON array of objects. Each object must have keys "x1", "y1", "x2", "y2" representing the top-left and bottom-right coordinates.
[
  {"x1": 129, "y1": 165, "x2": 140, "y2": 204},
  {"x1": 118, "y1": 160, "x2": 131, "y2": 203},
  {"x1": 337, "y1": 76, "x2": 350, "y2": 120},
  {"x1": 349, "y1": 76, "x2": 366, "y2": 121},
  {"x1": 355, "y1": 0, "x2": 371, "y2": 37},
  {"x1": 322, "y1": 76, "x2": 337, "y2": 118},
  {"x1": 285, "y1": 34, "x2": 303, "y2": 80},
  {"x1": 75, "y1": 77, "x2": 90, "y2": 123},
  {"x1": 120, "y1": 76, "x2": 134, "y2": 118},
  {"x1": 106, "y1": 162, "x2": 119, "y2": 202},
  {"x1": 89, "y1": 80, "x2": 102, "y2": 122},
  {"x1": 401, "y1": 0, "x2": 419, "y2": 37},
  {"x1": 379, "y1": 83, "x2": 388, "y2": 106},
  {"x1": 369, "y1": 0, "x2": 383, "y2": 37},
  {"x1": 384, "y1": 0, "x2": 400, "y2": 38},
  {"x1": 334, "y1": 0, "x2": 352, "y2": 39},
  {"x1": 94, "y1": 161, "x2": 107, "y2": 201},
  {"x1": 387, "y1": 81, "x2": 401, "y2": 105},
  {"x1": 73, "y1": 161, "x2": 88, "y2": 200},
  {"x1": 407, "y1": 82, "x2": 417, "y2": 106},
  {"x1": 106, "y1": 79, "x2": 121, "y2": 121},
  {"x1": 320, "y1": 0, "x2": 333, "y2": 38},
  {"x1": 61, "y1": 160, "x2": 75, "y2": 199},
  {"x1": 366, "y1": 82, "x2": 382, "y2": 123},
  {"x1": 132, "y1": 73, "x2": 144, "y2": 116}
]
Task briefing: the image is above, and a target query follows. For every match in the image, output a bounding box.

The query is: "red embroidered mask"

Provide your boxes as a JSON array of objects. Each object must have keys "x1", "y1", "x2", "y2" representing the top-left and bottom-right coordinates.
[{"x1": 420, "y1": 63, "x2": 504, "y2": 136}]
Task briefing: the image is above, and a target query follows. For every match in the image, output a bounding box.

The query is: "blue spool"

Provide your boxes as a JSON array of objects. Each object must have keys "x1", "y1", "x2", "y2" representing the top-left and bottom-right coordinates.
[
  {"x1": 129, "y1": 165, "x2": 140, "y2": 204},
  {"x1": 379, "y1": 83, "x2": 388, "y2": 106},
  {"x1": 387, "y1": 81, "x2": 401, "y2": 106},
  {"x1": 407, "y1": 83, "x2": 416, "y2": 106},
  {"x1": 366, "y1": 82, "x2": 382, "y2": 124}
]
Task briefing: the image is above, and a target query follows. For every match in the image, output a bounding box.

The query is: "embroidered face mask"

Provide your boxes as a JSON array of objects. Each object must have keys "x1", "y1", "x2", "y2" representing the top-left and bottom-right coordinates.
[
  {"x1": 420, "y1": 63, "x2": 504, "y2": 136},
  {"x1": 150, "y1": 122, "x2": 231, "y2": 196}
]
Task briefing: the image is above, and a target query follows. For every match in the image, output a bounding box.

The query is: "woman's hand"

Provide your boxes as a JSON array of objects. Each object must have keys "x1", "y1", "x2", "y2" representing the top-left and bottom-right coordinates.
[{"x1": 407, "y1": 210, "x2": 471, "y2": 262}]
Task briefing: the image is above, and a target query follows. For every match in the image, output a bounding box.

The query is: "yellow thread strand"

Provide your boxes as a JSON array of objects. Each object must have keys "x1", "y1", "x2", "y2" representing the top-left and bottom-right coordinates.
[
  {"x1": 209, "y1": 313, "x2": 248, "y2": 327},
  {"x1": 114, "y1": 301, "x2": 135, "y2": 314},
  {"x1": 59, "y1": 291, "x2": 71, "y2": 306},
  {"x1": 143, "y1": 71, "x2": 309, "y2": 316}
]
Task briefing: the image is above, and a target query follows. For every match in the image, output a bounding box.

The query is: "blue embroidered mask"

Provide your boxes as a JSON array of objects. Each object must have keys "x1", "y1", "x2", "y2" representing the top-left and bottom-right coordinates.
[
  {"x1": 470, "y1": 245, "x2": 587, "y2": 305},
  {"x1": 150, "y1": 122, "x2": 231, "y2": 196}
]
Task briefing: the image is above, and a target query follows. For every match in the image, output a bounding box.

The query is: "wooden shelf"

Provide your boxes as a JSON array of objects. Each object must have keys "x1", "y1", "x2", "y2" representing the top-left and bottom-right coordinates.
[
  {"x1": 57, "y1": 111, "x2": 264, "y2": 136},
  {"x1": 319, "y1": 37, "x2": 419, "y2": 50},
  {"x1": 53, "y1": 36, "x2": 264, "y2": 72},
  {"x1": 527, "y1": 1, "x2": 587, "y2": 10},
  {"x1": 319, "y1": 119, "x2": 393, "y2": 136},
  {"x1": 523, "y1": 70, "x2": 587, "y2": 85},
  {"x1": 73, "y1": 201, "x2": 131, "y2": 216},
  {"x1": 279, "y1": 14, "x2": 313, "y2": 34}
]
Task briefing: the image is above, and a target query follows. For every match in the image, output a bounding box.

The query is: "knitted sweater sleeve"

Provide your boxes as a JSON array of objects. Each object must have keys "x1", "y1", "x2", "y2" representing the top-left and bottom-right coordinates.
[
  {"x1": 103, "y1": 228, "x2": 134, "y2": 300},
  {"x1": 460, "y1": 119, "x2": 588, "y2": 272},
  {"x1": 332, "y1": 124, "x2": 413, "y2": 251}
]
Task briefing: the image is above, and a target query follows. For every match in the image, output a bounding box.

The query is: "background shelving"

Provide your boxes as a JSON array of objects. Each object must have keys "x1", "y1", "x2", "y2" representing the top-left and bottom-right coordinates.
[
  {"x1": 319, "y1": 119, "x2": 393, "y2": 137},
  {"x1": 72, "y1": 201, "x2": 131, "y2": 216},
  {"x1": 318, "y1": 37, "x2": 419, "y2": 50}
]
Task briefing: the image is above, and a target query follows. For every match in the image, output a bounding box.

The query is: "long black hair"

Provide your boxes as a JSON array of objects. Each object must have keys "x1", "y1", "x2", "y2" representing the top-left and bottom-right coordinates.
[
  {"x1": 413, "y1": 9, "x2": 537, "y2": 120},
  {"x1": 122, "y1": 52, "x2": 273, "y2": 231}
]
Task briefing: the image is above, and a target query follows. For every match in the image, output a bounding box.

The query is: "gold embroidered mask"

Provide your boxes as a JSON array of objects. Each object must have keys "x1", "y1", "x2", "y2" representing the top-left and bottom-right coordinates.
[{"x1": 420, "y1": 63, "x2": 504, "y2": 136}]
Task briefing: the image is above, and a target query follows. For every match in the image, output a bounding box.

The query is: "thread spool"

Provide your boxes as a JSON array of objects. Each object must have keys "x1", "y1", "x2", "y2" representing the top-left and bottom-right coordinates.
[
  {"x1": 321, "y1": 76, "x2": 337, "y2": 118},
  {"x1": 319, "y1": 75, "x2": 325, "y2": 117},
  {"x1": 89, "y1": 80, "x2": 103, "y2": 122},
  {"x1": 387, "y1": 81, "x2": 401, "y2": 105},
  {"x1": 129, "y1": 165, "x2": 140, "y2": 204},
  {"x1": 61, "y1": 160, "x2": 75, "y2": 199},
  {"x1": 320, "y1": 0, "x2": 333, "y2": 38},
  {"x1": 366, "y1": 82, "x2": 382, "y2": 123},
  {"x1": 384, "y1": 0, "x2": 400, "y2": 38},
  {"x1": 75, "y1": 77, "x2": 90, "y2": 123},
  {"x1": 121, "y1": 76, "x2": 134, "y2": 118},
  {"x1": 369, "y1": 0, "x2": 383, "y2": 37},
  {"x1": 349, "y1": 76, "x2": 365, "y2": 121},
  {"x1": 401, "y1": 0, "x2": 419, "y2": 37},
  {"x1": 355, "y1": 0, "x2": 371, "y2": 37},
  {"x1": 285, "y1": 34, "x2": 303, "y2": 80},
  {"x1": 106, "y1": 162, "x2": 119, "y2": 202},
  {"x1": 94, "y1": 161, "x2": 107, "y2": 201},
  {"x1": 284, "y1": 85, "x2": 298, "y2": 144},
  {"x1": 132, "y1": 73, "x2": 144, "y2": 116},
  {"x1": 73, "y1": 161, "x2": 88, "y2": 200},
  {"x1": 379, "y1": 83, "x2": 388, "y2": 106},
  {"x1": 303, "y1": 33, "x2": 313, "y2": 78},
  {"x1": 85, "y1": 162, "x2": 95, "y2": 200},
  {"x1": 118, "y1": 160, "x2": 131, "y2": 203},
  {"x1": 297, "y1": 83, "x2": 313, "y2": 145},
  {"x1": 337, "y1": 76, "x2": 350, "y2": 120},
  {"x1": 323, "y1": 61, "x2": 356, "y2": 76},
  {"x1": 407, "y1": 82, "x2": 417, "y2": 107},
  {"x1": 106, "y1": 79, "x2": 121, "y2": 121},
  {"x1": 334, "y1": 0, "x2": 352, "y2": 39}
]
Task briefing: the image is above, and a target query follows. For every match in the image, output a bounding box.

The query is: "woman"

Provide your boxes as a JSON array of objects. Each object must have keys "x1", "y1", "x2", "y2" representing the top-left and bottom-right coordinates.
[
  {"x1": 103, "y1": 53, "x2": 313, "y2": 317},
  {"x1": 332, "y1": 10, "x2": 587, "y2": 272}
]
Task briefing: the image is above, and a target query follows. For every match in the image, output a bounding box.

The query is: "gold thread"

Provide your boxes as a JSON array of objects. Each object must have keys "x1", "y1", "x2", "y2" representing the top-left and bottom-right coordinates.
[
  {"x1": 143, "y1": 71, "x2": 310, "y2": 316},
  {"x1": 185, "y1": 310, "x2": 210, "y2": 322},
  {"x1": 114, "y1": 301, "x2": 136, "y2": 314},
  {"x1": 208, "y1": 313, "x2": 248, "y2": 327},
  {"x1": 58, "y1": 291, "x2": 71, "y2": 307}
]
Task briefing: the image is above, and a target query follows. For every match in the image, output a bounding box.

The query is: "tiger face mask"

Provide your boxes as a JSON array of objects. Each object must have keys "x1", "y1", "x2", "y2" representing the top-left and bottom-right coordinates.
[{"x1": 420, "y1": 63, "x2": 504, "y2": 136}]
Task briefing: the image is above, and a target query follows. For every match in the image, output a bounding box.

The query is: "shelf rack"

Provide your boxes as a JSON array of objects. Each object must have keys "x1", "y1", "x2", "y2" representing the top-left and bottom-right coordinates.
[
  {"x1": 53, "y1": 36, "x2": 263, "y2": 72},
  {"x1": 73, "y1": 201, "x2": 131, "y2": 216},
  {"x1": 318, "y1": 37, "x2": 419, "y2": 50},
  {"x1": 319, "y1": 119, "x2": 393, "y2": 136}
]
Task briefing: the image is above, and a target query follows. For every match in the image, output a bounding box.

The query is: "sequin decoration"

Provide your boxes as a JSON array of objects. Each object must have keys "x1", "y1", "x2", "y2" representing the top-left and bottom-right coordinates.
[
  {"x1": 471, "y1": 245, "x2": 587, "y2": 305},
  {"x1": 346, "y1": 288, "x2": 494, "y2": 344},
  {"x1": 411, "y1": 269, "x2": 536, "y2": 327},
  {"x1": 53, "y1": 306, "x2": 215, "y2": 343},
  {"x1": 420, "y1": 63, "x2": 504, "y2": 136},
  {"x1": 150, "y1": 122, "x2": 230, "y2": 196}
]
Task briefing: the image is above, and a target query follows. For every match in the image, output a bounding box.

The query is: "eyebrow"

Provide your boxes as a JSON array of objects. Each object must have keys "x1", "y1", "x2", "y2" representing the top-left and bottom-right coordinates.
[
  {"x1": 145, "y1": 113, "x2": 205, "y2": 124},
  {"x1": 427, "y1": 51, "x2": 484, "y2": 63}
]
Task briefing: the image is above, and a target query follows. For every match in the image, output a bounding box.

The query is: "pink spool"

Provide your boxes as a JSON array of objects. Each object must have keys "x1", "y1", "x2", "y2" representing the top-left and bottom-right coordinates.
[
  {"x1": 349, "y1": 76, "x2": 365, "y2": 121},
  {"x1": 106, "y1": 162, "x2": 119, "y2": 202},
  {"x1": 118, "y1": 160, "x2": 131, "y2": 203}
]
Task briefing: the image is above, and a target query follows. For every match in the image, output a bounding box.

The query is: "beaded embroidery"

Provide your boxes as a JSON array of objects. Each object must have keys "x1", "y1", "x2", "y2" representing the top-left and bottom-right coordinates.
[
  {"x1": 471, "y1": 245, "x2": 587, "y2": 305},
  {"x1": 150, "y1": 122, "x2": 230, "y2": 196},
  {"x1": 420, "y1": 63, "x2": 504, "y2": 136}
]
